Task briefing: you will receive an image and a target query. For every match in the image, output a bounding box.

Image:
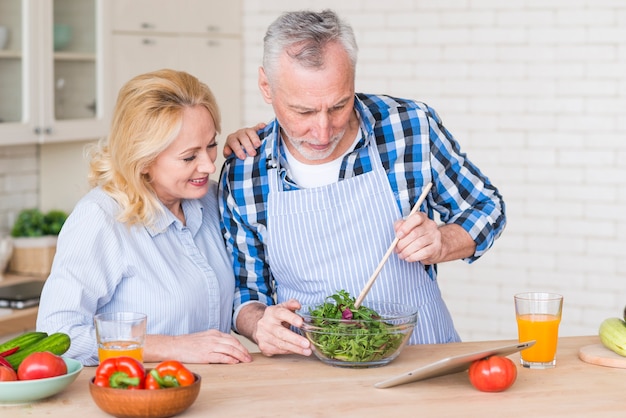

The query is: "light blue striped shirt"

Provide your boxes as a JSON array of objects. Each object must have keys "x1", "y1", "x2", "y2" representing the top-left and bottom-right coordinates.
[{"x1": 36, "y1": 183, "x2": 234, "y2": 366}]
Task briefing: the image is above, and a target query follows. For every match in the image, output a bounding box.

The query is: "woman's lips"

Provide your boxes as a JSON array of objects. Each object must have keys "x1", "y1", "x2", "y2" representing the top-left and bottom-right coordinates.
[{"x1": 189, "y1": 176, "x2": 208, "y2": 186}]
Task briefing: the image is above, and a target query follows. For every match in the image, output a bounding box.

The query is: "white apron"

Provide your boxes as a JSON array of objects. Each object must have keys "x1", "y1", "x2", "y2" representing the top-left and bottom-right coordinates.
[{"x1": 266, "y1": 136, "x2": 460, "y2": 344}]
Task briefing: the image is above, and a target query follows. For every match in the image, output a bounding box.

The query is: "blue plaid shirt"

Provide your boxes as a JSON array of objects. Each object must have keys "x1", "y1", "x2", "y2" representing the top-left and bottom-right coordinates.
[{"x1": 219, "y1": 93, "x2": 506, "y2": 319}]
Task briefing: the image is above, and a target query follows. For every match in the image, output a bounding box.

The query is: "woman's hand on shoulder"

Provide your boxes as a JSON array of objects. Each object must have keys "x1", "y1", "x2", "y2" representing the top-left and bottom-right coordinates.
[{"x1": 222, "y1": 123, "x2": 265, "y2": 159}]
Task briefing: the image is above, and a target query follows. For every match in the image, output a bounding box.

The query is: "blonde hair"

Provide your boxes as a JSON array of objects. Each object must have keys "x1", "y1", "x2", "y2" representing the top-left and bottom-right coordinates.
[{"x1": 88, "y1": 69, "x2": 221, "y2": 227}]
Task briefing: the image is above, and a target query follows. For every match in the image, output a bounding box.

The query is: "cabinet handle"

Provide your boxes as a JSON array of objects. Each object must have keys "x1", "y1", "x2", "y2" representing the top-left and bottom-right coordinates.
[
  {"x1": 207, "y1": 40, "x2": 220, "y2": 47},
  {"x1": 206, "y1": 25, "x2": 220, "y2": 32},
  {"x1": 142, "y1": 38, "x2": 156, "y2": 45},
  {"x1": 140, "y1": 22, "x2": 155, "y2": 30},
  {"x1": 34, "y1": 127, "x2": 53, "y2": 135}
]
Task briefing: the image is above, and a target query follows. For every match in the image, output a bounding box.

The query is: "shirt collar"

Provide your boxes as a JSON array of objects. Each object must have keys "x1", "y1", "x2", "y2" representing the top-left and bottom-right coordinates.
[{"x1": 146, "y1": 198, "x2": 204, "y2": 237}]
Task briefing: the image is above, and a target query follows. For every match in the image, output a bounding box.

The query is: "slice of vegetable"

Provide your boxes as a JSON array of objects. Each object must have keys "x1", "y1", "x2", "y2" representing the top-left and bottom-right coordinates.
[
  {"x1": 0, "y1": 346, "x2": 19, "y2": 357},
  {"x1": 0, "y1": 356, "x2": 12, "y2": 369}
]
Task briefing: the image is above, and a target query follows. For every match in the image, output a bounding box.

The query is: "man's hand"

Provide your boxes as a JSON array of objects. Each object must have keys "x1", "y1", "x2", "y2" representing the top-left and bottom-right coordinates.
[
  {"x1": 394, "y1": 213, "x2": 475, "y2": 265},
  {"x1": 237, "y1": 300, "x2": 312, "y2": 357},
  {"x1": 223, "y1": 123, "x2": 265, "y2": 159}
]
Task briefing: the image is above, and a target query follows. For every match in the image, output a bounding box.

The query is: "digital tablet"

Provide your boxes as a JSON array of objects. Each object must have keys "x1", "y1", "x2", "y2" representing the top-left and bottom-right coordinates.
[
  {"x1": 374, "y1": 340, "x2": 535, "y2": 389},
  {"x1": 0, "y1": 280, "x2": 45, "y2": 309}
]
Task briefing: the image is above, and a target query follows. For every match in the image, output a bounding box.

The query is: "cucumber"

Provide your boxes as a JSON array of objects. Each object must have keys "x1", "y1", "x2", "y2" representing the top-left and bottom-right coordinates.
[
  {"x1": 0, "y1": 331, "x2": 48, "y2": 355},
  {"x1": 599, "y1": 317, "x2": 626, "y2": 357},
  {"x1": 5, "y1": 332, "x2": 71, "y2": 370}
]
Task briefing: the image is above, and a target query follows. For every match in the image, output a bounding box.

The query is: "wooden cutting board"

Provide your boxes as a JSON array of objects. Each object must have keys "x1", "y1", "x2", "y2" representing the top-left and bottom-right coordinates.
[{"x1": 578, "y1": 344, "x2": 626, "y2": 368}]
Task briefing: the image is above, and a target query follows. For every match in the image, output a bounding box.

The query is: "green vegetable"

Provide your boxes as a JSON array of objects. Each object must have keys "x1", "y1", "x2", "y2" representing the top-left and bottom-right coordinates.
[
  {"x1": 304, "y1": 290, "x2": 405, "y2": 363},
  {"x1": 5, "y1": 332, "x2": 71, "y2": 370},
  {"x1": 599, "y1": 317, "x2": 626, "y2": 357},
  {"x1": 0, "y1": 331, "x2": 48, "y2": 355},
  {"x1": 11, "y1": 209, "x2": 47, "y2": 237},
  {"x1": 11, "y1": 208, "x2": 68, "y2": 237},
  {"x1": 43, "y1": 210, "x2": 68, "y2": 235}
]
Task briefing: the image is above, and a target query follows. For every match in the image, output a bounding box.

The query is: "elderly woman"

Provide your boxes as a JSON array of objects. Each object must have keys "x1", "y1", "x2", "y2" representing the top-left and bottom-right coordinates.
[{"x1": 36, "y1": 69, "x2": 252, "y2": 366}]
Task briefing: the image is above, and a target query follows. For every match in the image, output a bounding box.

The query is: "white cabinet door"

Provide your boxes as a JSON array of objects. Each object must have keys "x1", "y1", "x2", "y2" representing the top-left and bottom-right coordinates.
[
  {"x1": 111, "y1": 0, "x2": 240, "y2": 35},
  {"x1": 180, "y1": 37, "x2": 242, "y2": 148},
  {"x1": 110, "y1": 0, "x2": 241, "y2": 169},
  {"x1": 111, "y1": 34, "x2": 181, "y2": 94},
  {"x1": 185, "y1": 0, "x2": 241, "y2": 35},
  {"x1": 0, "y1": 0, "x2": 112, "y2": 145},
  {"x1": 0, "y1": 0, "x2": 39, "y2": 144},
  {"x1": 111, "y1": 0, "x2": 179, "y2": 32}
]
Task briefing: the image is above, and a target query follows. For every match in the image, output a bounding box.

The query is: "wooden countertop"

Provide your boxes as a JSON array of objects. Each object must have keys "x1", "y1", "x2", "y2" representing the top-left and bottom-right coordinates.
[{"x1": 4, "y1": 335, "x2": 625, "y2": 417}]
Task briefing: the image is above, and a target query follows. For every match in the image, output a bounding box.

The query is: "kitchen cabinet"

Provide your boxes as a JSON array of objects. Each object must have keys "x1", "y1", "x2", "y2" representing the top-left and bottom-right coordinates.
[
  {"x1": 110, "y1": 0, "x2": 242, "y2": 169},
  {"x1": 0, "y1": 0, "x2": 112, "y2": 146},
  {"x1": 111, "y1": 0, "x2": 240, "y2": 35}
]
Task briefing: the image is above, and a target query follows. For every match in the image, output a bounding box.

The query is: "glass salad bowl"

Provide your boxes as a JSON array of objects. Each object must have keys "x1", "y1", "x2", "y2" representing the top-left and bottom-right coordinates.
[{"x1": 298, "y1": 300, "x2": 418, "y2": 368}]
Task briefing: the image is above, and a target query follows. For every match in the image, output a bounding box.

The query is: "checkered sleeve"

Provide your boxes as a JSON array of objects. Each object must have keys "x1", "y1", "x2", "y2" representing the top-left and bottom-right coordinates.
[{"x1": 423, "y1": 103, "x2": 506, "y2": 261}]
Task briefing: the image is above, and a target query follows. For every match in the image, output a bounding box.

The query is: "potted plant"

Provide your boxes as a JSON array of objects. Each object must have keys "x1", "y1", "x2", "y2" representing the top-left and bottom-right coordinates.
[{"x1": 9, "y1": 208, "x2": 68, "y2": 277}]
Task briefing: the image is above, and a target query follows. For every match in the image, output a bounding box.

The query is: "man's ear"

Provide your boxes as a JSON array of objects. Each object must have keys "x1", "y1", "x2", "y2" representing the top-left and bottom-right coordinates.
[{"x1": 258, "y1": 66, "x2": 273, "y2": 105}]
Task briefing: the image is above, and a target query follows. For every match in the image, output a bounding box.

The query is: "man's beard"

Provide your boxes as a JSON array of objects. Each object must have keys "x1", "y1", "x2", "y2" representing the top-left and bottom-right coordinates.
[{"x1": 284, "y1": 129, "x2": 346, "y2": 161}]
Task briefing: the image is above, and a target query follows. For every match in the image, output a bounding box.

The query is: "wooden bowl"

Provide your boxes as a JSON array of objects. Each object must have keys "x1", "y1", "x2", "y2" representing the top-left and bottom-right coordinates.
[{"x1": 89, "y1": 373, "x2": 201, "y2": 418}]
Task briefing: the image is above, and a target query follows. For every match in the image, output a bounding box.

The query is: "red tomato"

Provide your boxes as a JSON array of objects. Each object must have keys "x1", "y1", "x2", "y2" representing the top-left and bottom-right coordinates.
[
  {"x1": 0, "y1": 365, "x2": 18, "y2": 381},
  {"x1": 468, "y1": 355, "x2": 517, "y2": 392},
  {"x1": 17, "y1": 351, "x2": 67, "y2": 381}
]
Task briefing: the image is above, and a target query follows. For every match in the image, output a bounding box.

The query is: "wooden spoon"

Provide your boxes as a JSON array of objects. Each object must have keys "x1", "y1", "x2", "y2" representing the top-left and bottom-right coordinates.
[{"x1": 354, "y1": 182, "x2": 433, "y2": 308}]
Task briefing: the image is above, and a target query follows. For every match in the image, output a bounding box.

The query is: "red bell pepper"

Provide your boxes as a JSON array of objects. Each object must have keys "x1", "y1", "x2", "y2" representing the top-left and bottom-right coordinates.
[
  {"x1": 0, "y1": 346, "x2": 19, "y2": 369},
  {"x1": 93, "y1": 356, "x2": 145, "y2": 389},
  {"x1": 144, "y1": 360, "x2": 194, "y2": 389},
  {"x1": 0, "y1": 347, "x2": 19, "y2": 357}
]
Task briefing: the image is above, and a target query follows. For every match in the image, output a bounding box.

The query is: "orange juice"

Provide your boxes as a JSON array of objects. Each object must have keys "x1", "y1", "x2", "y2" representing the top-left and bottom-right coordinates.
[
  {"x1": 98, "y1": 340, "x2": 144, "y2": 363},
  {"x1": 516, "y1": 313, "x2": 560, "y2": 363}
]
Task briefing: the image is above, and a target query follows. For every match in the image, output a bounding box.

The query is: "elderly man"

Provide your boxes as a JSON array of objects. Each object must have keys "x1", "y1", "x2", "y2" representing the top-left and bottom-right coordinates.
[{"x1": 220, "y1": 9, "x2": 506, "y2": 357}]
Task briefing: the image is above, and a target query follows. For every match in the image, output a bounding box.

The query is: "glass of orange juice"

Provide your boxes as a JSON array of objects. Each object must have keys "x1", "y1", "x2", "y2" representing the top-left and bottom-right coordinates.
[
  {"x1": 514, "y1": 292, "x2": 563, "y2": 369},
  {"x1": 94, "y1": 312, "x2": 147, "y2": 363}
]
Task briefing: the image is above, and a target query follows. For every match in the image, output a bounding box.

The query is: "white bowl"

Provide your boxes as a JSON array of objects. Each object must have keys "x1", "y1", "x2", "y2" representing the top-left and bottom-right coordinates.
[{"x1": 0, "y1": 357, "x2": 83, "y2": 404}]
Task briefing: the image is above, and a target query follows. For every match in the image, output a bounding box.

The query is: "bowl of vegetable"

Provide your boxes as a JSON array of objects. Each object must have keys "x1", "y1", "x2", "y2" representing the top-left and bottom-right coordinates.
[
  {"x1": 298, "y1": 290, "x2": 418, "y2": 368},
  {"x1": 0, "y1": 357, "x2": 83, "y2": 404},
  {"x1": 89, "y1": 358, "x2": 201, "y2": 418}
]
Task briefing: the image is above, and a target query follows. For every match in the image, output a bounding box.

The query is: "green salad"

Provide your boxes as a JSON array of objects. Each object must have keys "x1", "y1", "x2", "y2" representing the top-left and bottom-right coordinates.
[{"x1": 305, "y1": 290, "x2": 406, "y2": 363}]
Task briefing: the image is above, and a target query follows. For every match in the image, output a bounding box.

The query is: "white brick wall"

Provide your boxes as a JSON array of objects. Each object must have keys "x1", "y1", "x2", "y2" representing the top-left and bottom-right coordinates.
[
  {"x1": 0, "y1": 145, "x2": 38, "y2": 234},
  {"x1": 242, "y1": 0, "x2": 626, "y2": 341}
]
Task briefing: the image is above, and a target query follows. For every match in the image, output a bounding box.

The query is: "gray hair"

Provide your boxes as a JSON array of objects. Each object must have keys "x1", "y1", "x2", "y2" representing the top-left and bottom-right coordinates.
[{"x1": 262, "y1": 9, "x2": 358, "y2": 83}]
